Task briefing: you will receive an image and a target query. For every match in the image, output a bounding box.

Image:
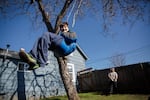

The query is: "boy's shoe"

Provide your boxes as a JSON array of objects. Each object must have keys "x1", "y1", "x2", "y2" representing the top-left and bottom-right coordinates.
[
  {"x1": 28, "y1": 63, "x2": 39, "y2": 70},
  {"x1": 19, "y1": 48, "x2": 39, "y2": 70},
  {"x1": 46, "y1": 61, "x2": 50, "y2": 65}
]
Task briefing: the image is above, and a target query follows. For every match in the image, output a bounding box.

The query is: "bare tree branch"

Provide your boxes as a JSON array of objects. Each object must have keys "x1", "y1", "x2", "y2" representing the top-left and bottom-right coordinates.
[
  {"x1": 110, "y1": 53, "x2": 126, "y2": 67},
  {"x1": 54, "y1": 0, "x2": 73, "y2": 34},
  {"x1": 36, "y1": 0, "x2": 54, "y2": 32}
]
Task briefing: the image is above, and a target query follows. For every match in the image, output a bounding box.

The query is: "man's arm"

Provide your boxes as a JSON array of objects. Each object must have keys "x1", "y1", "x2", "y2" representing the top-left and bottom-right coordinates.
[{"x1": 115, "y1": 72, "x2": 118, "y2": 82}]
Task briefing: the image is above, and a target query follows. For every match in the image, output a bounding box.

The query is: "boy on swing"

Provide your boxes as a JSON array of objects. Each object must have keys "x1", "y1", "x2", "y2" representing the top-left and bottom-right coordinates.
[{"x1": 19, "y1": 22, "x2": 77, "y2": 70}]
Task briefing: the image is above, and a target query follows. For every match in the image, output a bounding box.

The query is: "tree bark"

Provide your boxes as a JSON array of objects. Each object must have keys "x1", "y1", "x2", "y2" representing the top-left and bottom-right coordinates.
[{"x1": 57, "y1": 57, "x2": 80, "y2": 100}]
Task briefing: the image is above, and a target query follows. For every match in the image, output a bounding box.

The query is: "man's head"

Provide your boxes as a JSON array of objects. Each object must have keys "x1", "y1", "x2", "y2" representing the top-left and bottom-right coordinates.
[
  {"x1": 60, "y1": 22, "x2": 69, "y2": 32},
  {"x1": 110, "y1": 68, "x2": 115, "y2": 72}
]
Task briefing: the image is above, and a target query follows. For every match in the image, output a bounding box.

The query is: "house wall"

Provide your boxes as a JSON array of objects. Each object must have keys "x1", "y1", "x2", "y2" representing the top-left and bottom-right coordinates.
[
  {"x1": 67, "y1": 50, "x2": 86, "y2": 84},
  {"x1": 78, "y1": 62, "x2": 150, "y2": 94},
  {"x1": 0, "y1": 51, "x2": 65, "y2": 100}
]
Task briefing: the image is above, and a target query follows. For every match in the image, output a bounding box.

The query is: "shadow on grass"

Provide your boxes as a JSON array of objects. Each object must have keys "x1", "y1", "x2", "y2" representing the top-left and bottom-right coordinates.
[
  {"x1": 148, "y1": 96, "x2": 150, "y2": 100},
  {"x1": 90, "y1": 91, "x2": 110, "y2": 96},
  {"x1": 41, "y1": 96, "x2": 67, "y2": 100},
  {"x1": 42, "y1": 98, "x2": 61, "y2": 100}
]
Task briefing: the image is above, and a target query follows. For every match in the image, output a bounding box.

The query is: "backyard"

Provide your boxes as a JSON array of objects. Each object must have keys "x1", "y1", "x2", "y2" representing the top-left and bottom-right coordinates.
[{"x1": 41, "y1": 92, "x2": 150, "y2": 100}]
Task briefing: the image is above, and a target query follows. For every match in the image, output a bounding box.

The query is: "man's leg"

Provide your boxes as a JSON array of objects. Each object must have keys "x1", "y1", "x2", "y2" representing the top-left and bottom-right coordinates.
[
  {"x1": 114, "y1": 82, "x2": 118, "y2": 94},
  {"x1": 109, "y1": 81, "x2": 113, "y2": 94}
]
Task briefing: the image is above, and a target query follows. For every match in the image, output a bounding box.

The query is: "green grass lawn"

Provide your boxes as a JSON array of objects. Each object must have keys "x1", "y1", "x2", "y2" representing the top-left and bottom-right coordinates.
[{"x1": 41, "y1": 92, "x2": 150, "y2": 100}]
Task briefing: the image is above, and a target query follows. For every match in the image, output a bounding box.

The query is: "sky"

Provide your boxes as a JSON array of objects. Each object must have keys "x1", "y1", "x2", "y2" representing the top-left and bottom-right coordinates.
[{"x1": 0, "y1": 10, "x2": 150, "y2": 70}]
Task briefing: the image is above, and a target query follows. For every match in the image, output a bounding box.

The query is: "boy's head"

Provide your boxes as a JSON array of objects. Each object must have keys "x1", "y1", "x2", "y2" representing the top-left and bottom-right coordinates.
[{"x1": 60, "y1": 22, "x2": 69, "y2": 32}]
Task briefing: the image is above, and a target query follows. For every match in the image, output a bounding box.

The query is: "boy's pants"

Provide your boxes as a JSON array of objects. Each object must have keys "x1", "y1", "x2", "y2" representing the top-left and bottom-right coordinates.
[{"x1": 29, "y1": 32, "x2": 76, "y2": 67}]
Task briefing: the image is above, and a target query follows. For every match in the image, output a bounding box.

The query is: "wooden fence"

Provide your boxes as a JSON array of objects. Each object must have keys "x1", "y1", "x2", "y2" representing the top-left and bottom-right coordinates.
[{"x1": 77, "y1": 62, "x2": 150, "y2": 94}]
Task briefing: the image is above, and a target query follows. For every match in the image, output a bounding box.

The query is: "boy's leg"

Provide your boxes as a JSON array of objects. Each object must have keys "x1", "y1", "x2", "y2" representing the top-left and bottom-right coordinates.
[
  {"x1": 29, "y1": 32, "x2": 53, "y2": 67},
  {"x1": 59, "y1": 40, "x2": 76, "y2": 56},
  {"x1": 19, "y1": 48, "x2": 39, "y2": 70}
]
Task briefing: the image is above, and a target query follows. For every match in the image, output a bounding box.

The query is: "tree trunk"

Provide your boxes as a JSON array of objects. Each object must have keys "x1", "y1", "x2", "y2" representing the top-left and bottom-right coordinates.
[
  {"x1": 57, "y1": 57, "x2": 80, "y2": 100},
  {"x1": 36, "y1": 0, "x2": 80, "y2": 99}
]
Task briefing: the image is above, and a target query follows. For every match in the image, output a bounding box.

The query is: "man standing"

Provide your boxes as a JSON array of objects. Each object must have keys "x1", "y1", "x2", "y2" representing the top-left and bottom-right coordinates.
[{"x1": 108, "y1": 68, "x2": 118, "y2": 94}]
